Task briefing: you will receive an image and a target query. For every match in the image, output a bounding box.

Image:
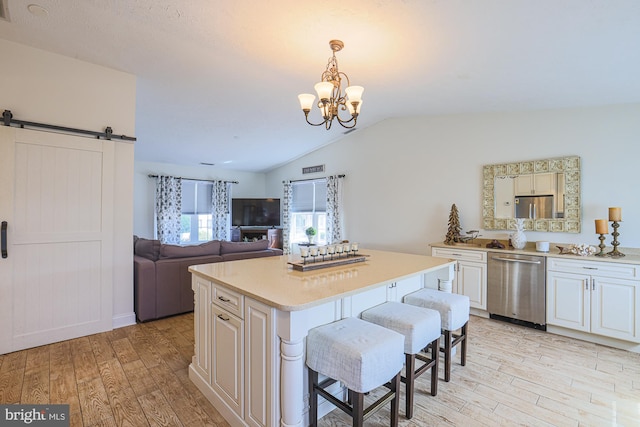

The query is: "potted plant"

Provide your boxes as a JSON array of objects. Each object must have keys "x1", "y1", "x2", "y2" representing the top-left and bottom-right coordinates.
[{"x1": 305, "y1": 227, "x2": 317, "y2": 245}]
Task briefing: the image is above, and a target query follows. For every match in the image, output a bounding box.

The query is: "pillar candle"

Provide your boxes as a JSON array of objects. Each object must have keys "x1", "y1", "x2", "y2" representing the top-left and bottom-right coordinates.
[
  {"x1": 608, "y1": 207, "x2": 622, "y2": 222},
  {"x1": 595, "y1": 219, "x2": 608, "y2": 234}
]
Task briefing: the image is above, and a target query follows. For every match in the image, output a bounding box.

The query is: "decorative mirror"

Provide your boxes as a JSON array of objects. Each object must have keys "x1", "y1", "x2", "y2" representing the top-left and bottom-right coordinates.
[{"x1": 482, "y1": 156, "x2": 581, "y2": 233}]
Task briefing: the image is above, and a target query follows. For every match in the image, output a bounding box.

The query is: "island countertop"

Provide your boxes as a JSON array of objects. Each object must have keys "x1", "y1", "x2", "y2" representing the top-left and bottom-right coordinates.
[{"x1": 189, "y1": 249, "x2": 456, "y2": 312}]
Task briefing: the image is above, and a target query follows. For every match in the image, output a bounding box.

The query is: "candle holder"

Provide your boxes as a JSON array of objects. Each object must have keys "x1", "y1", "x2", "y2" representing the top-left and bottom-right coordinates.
[
  {"x1": 607, "y1": 221, "x2": 625, "y2": 258},
  {"x1": 595, "y1": 234, "x2": 607, "y2": 257}
]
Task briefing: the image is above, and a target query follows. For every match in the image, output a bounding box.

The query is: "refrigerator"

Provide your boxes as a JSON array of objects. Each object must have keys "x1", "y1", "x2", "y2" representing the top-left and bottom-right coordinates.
[{"x1": 514, "y1": 195, "x2": 554, "y2": 219}]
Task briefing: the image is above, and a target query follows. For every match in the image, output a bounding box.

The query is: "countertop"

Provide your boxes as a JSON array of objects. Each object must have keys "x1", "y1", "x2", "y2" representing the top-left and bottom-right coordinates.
[
  {"x1": 189, "y1": 249, "x2": 456, "y2": 312},
  {"x1": 430, "y1": 240, "x2": 640, "y2": 264}
]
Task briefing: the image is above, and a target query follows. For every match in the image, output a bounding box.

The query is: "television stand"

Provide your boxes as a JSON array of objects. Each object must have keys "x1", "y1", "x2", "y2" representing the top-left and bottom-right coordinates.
[{"x1": 230, "y1": 227, "x2": 283, "y2": 249}]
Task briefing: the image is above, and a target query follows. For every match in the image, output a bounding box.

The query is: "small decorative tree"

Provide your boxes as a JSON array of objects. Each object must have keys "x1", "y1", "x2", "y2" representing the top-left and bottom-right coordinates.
[{"x1": 444, "y1": 204, "x2": 463, "y2": 244}]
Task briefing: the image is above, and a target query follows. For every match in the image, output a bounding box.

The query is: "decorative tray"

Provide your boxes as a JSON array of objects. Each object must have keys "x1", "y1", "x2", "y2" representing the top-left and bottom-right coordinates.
[{"x1": 288, "y1": 254, "x2": 369, "y2": 272}]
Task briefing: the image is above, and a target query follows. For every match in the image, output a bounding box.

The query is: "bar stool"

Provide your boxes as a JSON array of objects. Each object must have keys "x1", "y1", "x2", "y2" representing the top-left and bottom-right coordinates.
[
  {"x1": 361, "y1": 301, "x2": 441, "y2": 419},
  {"x1": 404, "y1": 288, "x2": 470, "y2": 382},
  {"x1": 306, "y1": 317, "x2": 404, "y2": 427}
]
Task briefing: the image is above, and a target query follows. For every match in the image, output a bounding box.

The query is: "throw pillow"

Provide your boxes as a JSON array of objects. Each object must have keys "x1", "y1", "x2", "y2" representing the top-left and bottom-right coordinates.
[{"x1": 159, "y1": 240, "x2": 221, "y2": 259}]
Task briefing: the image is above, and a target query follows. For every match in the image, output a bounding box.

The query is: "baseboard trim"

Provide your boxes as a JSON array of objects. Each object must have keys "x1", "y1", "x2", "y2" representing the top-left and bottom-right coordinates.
[{"x1": 112, "y1": 312, "x2": 136, "y2": 329}]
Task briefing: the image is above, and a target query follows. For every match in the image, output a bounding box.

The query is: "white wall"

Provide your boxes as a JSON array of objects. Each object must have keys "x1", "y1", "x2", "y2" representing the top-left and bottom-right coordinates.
[
  {"x1": 266, "y1": 104, "x2": 640, "y2": 255},
  {"x1": 0, "y1": 39, "x2": 137, "y2": 327},
  {"x1": 134, "y1": 161, "x2": 272, "y2": 238}
]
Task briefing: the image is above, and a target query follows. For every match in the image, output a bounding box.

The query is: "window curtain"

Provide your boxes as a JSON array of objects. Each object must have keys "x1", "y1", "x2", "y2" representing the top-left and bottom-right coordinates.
[
  {"x1": 211, "y1": 180, "x2": 231, "y2": 240},
  {"x1": 155, "y1": 175, "x2": 182, "y2": 244},
  {"x1": 282, "y1": 181, "x2": 293, "y2": 254},
  {"x1": 326, "y1": 175, "x2": 344, "y2": 244}
]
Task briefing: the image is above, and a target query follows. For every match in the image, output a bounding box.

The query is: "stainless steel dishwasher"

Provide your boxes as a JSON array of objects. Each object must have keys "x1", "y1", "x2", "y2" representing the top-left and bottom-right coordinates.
[{"x1": 487, "y1": 253, "x2": 546, "y2": 329}]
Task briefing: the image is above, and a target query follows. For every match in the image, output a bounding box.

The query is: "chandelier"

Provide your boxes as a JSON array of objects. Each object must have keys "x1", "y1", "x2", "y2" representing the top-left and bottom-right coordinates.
[{"x1": 298, "y1": 40, "x2": 364, "y2": 130}]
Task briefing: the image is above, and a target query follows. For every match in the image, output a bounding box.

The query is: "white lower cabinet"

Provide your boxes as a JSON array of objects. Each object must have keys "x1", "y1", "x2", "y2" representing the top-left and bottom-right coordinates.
[
  {"x1": 431, "y1": 247, "x2": 487, "y2": 310},
  {"x1": 192, "y1": 277, "x2": 276, "y2": 426},
  {"x1": 547, "y1": 258, "x2": 640, "y2": 342},
  {"x1": 211, "y1": 303, "x2": 244, "y2": 417}
]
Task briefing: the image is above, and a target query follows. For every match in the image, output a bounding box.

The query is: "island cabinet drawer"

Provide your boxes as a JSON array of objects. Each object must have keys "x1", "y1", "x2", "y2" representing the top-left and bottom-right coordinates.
[
  {"x1": 547, "y1": 258, "x2": 639, "y2": 280},
  {"x1": 431, "y1": 247, "x2": 487, "y2": 263},
  {"x1": 212, "y1": 284, "x2": 244, "y2": 319}
]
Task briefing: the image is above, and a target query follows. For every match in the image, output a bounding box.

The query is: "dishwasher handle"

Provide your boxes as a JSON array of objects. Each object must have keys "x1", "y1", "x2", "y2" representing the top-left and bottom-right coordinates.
[{"x1": 491, "y1": 256, "x2": 542, "y2": 265}]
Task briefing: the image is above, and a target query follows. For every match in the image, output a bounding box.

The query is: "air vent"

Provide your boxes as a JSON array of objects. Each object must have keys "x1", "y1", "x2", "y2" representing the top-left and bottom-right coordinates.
[
  {"x1": 199, "y1": 162, "x2": 215, "y2": 166},
  {"x1": 0, "y1": 0, "x2": 10, "y2": 22},
  {"x1": 343, "y1": 128, "x2": 357, "y2": 135}
]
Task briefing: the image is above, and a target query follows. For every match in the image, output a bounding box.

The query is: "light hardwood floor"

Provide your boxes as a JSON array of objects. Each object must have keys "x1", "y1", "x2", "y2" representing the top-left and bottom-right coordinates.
[{"x1": 1, "y1": 314, "x2": 639, "y2": 426}]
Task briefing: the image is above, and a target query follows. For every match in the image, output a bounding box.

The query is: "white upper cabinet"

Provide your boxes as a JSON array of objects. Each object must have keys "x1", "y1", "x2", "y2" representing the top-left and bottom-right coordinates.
[{"x1": 514, "y1": 172, "x2": 556, "y2": 196}]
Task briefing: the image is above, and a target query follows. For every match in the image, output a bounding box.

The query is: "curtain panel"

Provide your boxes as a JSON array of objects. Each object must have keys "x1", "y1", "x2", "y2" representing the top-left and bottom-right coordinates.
[
  {"x1": 155, "y1": 175, "x2": 182, "y2": 244},
  {"x1": 282, "y1": 181, "x2": 293, "y2": 254},
  {"x1": 211, "y1": 181, "x2": 231, "y2": 241},
  {"x1": 326, "y1": 175, "x2": 344, "y2": 244}
]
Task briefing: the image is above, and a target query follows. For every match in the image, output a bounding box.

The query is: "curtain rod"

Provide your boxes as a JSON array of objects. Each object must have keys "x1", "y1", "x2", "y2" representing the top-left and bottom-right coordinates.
[
  {"x1": 283, "y1": 174, "x2": 345, "y2": 184},
  {"x1": 148, "y1": 174, "x2": 238, "y2": 184},
  {"x1": 2, "y1": 110, "x2": 136, "y2": 141}
]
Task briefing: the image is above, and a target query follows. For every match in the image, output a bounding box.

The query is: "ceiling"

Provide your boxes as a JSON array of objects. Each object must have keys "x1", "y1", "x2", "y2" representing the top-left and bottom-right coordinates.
[{"x1": 1, "y1": 1, "x2": 639, "y2": 172}]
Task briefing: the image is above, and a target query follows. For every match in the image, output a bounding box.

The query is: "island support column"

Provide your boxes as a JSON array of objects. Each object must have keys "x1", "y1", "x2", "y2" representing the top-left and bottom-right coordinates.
[{"x1": 277, "y1": 310, "x2": 307, "y2": 427}]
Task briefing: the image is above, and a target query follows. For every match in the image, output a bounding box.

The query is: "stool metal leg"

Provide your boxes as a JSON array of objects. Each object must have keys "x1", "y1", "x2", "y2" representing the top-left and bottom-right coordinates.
[
  {"x1": 461, "y1": 323, "x2": 468, "y2": 366},
  {"x1": 390, "y1": 372, "x2": 400, "y2": 427},
  {"x1": 351, "y1": 389, "x2": 364, "y2": 427},
  {"x1": 430, "y1": 337, "x2": 439, "y2": 396},
  {"x1": 404, "y1": 354, "x2": 415, "y2": 419},
  {"x1": 444, "y1": 330, "x2": 452, "y2": 382},
  {"x1": 308, "y1": 369, "x2": 318, "y2": 427}
]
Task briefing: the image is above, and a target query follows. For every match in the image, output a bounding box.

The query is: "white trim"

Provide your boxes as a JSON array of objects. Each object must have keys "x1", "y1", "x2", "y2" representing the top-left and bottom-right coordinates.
[{"x1": 112, "y1": 312, "x2": 136, "y2": 328}]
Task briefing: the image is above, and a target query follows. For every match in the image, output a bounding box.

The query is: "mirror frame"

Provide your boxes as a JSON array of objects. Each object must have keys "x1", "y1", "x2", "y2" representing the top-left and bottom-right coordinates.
[{"x1": 482, "y1": 156, "x2": 581, "y2": 233}]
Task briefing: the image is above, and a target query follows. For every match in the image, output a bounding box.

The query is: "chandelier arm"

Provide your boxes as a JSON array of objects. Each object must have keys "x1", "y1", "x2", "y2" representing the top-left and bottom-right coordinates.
[{"x1": 304, "y1": 114, "x2": 330, "y2": 127}]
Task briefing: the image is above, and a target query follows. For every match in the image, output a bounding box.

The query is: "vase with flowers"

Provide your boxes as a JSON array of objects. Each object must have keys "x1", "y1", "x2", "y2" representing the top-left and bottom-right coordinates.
[{"x1": 305, "y1": 227, "x2": 317, "y2": 245}]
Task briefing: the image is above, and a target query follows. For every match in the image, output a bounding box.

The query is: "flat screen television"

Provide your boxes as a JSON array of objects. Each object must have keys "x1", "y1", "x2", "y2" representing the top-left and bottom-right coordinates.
[{"x1": 231, "y1": 198, "x2": 281, "y2": 227}]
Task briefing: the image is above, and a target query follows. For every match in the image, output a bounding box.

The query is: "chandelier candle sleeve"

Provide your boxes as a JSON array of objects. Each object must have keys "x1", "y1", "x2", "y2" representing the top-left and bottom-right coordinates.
[
  {"x1": 595, "y1": 219, "x2": 608, "y2": 234},
  {"x1": 609, "y1": 207, "x2": 622, "y2": 222}
]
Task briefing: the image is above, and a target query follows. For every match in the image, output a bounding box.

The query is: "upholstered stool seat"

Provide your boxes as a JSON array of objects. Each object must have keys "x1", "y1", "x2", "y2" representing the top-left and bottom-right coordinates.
[
  {"x1": 306, "y1": 316, "x2": 405, "y2": 427},
  {"x1": 361, "y1": 301, "x2": 441, "y2": 419},
  {"x1": 404, "y1": 288, "x2": 470, "y2": 382}
]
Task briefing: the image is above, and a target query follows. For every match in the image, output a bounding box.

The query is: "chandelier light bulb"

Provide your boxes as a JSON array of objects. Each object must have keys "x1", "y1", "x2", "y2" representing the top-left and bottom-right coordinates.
[
  {"x1": 314, "y1": 82, "x2": 334, "y2": 101},
  {"x1": 345, "y1": 86, "x2": 364, "y2": 104},
  {"x1": 298, "y1": 94, "x2": 316, "y2": 111}
]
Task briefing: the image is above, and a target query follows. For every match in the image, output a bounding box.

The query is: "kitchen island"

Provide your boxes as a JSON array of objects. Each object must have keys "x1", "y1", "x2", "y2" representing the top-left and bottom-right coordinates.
[{"x1": 188, "y1": 249, "x2": 455, "y2": 427}]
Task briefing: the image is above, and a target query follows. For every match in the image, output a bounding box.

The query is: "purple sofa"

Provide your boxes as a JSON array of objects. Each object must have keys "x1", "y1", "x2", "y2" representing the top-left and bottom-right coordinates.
[{"x1": 133, "y1": 237, "x2": 283, "y2": 322}]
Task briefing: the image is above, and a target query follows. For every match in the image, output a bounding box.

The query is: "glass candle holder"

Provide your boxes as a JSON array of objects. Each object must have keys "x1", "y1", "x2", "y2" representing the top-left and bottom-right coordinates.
[
  {"x1": 327, "y1": 245, "x2": 336, "y2": 260},
  {"x1": 318, "y1": 245, "x2": 327, "y2": 261},
  {"x1": 299, "y1": 246, "x2": 309, "y2": 264}
]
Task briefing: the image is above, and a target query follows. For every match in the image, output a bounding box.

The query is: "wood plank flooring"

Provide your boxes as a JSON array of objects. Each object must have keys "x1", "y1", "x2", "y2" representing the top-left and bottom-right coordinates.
[{"x1": 1, "y1": 314, "x2": 639, "y2": 426}]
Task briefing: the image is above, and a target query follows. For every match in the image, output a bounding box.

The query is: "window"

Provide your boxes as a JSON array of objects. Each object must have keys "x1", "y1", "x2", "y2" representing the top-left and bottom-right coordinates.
[
  {"x1": 290, "y1": 179, "x2": 327, "y2": 245},
  {"x1": 180, "y1": 180, "x2": 214, "y2": 244}
]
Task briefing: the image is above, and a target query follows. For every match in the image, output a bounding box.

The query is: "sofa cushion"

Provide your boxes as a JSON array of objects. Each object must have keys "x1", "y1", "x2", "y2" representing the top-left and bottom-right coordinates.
[
  {"x1": 220, "y1": 239, "x2": 269, "y2": 254},
  {"x1": 159, "y1": 240, "x2": 221, "y2": 259},
  {"x1": 134, "y1": 237, "x2": 161, "y2": 261}
]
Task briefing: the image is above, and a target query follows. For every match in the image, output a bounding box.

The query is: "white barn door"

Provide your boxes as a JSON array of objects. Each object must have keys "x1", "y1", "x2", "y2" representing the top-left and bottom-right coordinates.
[{"x1": 0, "y1": 126, "x2": 114, "y2": 354}]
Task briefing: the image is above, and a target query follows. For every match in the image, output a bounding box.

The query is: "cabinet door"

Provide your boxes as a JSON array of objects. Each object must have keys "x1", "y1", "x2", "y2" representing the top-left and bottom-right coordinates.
[
  {"x1": 547, "y1": 271, "x2": 590, "y2": 332},
  {"x1": 391, "y1": 275, "x2": 423, "y2": 302},
  {"x1": 591, "y1": 277, "x2": 639, "y2": 342},
  {"x1": 212, "y1": 304, "x2": 244, "y2": 416},
  {"x1": 245, "y1": 299, "x2": 277, "y2": 427},
  {"x1": 514, "y1": 175, "x2": 534, "y2": 195},
  {"x1": 193, "y1": 277, "x2": 211, "y2": 382},
  {"x1": 533, "y1": 173, "x2": 556, "y2": 195},
  {"x1": 457, "y1": 261, "x2": 487, "y2": 310}
]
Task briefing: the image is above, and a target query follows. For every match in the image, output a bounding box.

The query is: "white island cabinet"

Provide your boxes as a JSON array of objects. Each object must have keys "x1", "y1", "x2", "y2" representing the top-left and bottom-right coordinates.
[
  {"x1": 189, "y1": 250, "x2": 455, "y2": 427},
  {"x1": 547, "y1": 257, "x2": 640, "y2": 343}
]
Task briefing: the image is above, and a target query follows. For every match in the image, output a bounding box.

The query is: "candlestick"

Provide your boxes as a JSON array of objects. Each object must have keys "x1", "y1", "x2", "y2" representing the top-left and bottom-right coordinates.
[
  {"x1": 607, "y1": 220, "x2": 625, "y2": 258},
  {"x1": 595, "y1": 233, "x2": 607, "y2": 257},
  {"x1": 608, "y1": 207, "x2": 622, "y2": 222},
  {"x1": 595, "y1": 219, "x2": 608, "y2": 234}
]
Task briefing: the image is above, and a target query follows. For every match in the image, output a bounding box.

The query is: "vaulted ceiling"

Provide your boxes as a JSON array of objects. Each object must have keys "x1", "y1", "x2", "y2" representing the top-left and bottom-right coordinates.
[{"x1": 1, "y1": 0, "x2": 639, "y2": 172}]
